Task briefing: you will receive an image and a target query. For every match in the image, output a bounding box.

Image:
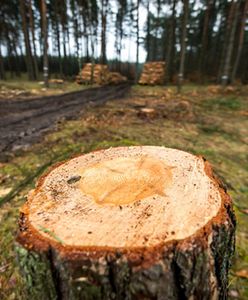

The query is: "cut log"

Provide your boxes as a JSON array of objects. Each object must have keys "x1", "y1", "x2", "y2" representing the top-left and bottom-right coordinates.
[
  {"x1": 76, "y1": 63, "x2": 127, "y2": 85},
  {"x1": 16, "y1": 146, "x2": 235, "y2": 300}
]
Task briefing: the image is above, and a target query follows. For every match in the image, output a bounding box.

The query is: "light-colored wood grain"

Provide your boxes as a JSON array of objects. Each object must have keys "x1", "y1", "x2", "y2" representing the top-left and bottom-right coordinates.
[{"x1": 27, "y1": 146, "x2": 221, "y2": 248}]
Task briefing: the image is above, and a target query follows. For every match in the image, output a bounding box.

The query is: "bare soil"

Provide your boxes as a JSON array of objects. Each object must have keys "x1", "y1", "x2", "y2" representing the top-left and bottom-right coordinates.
[{"x1": 0, "y1": 84, "x2": 130, "y2": 160}]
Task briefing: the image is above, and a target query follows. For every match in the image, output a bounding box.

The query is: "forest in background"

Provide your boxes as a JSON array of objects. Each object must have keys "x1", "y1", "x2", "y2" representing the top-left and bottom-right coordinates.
[{"x1": 0, "y1": 0, "x2": 248, "y2": 85}]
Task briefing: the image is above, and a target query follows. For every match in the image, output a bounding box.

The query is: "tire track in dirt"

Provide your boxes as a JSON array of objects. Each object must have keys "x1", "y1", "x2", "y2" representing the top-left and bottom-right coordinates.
[{"x1": 0, "y1": 84, "x2": 130, "y2": 160}]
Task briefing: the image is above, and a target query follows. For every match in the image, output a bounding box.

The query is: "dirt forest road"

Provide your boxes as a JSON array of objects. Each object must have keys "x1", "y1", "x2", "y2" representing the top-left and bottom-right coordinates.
[{"x1": 0, "y1": 84, "x2": 130, "y2": 161}]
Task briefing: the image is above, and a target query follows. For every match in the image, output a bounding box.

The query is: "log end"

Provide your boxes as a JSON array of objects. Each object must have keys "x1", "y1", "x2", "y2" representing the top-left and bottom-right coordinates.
[
  {"x1": 17, "y1": 146, "x2": 234, "y2": 257},
  {"x1": 16, "y1": 146, "x2": 235, "y2": 299}
]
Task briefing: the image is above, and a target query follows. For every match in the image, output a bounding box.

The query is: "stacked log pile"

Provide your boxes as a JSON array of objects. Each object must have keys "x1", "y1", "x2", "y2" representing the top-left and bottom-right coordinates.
[
  {"x1": 139, "y1": 61, "x2": 166, "y2": 85},
  {"x1": 107, "y1": 71, "x2": 127, "y2": 85},
  {"x1": 76, "y1": 63, "x2": 109, "y2": 85},
  {"x1": 76, "y1": 63, "x2": 127, "y2": 85}
]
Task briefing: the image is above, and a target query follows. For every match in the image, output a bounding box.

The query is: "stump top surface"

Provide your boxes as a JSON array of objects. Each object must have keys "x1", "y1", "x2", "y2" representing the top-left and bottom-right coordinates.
[{"x1": 26, "y1": 146, "x2": 222, "y2": 248}]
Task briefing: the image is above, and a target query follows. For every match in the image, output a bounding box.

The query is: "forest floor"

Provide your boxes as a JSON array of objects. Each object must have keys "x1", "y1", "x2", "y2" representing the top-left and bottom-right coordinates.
[{"x1": 0, "y1": 84, "x2": 247, "y2": 299}]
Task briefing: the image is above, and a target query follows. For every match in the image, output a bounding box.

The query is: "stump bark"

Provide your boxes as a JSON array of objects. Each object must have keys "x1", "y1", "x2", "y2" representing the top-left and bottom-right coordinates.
[{"x1": 16, "y1": 146, "x2": 235, "y2": 300}]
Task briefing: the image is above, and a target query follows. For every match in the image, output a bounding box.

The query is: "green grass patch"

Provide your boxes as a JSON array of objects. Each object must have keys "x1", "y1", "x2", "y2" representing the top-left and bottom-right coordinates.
[{"x1": 202, "y1": 97, "x2": 242, "y2": 111}]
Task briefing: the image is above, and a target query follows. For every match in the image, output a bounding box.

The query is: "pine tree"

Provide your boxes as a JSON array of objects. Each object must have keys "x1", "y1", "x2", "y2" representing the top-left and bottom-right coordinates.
[
  {"x1": 19, "y1": 0, "x2": 36, "y2": 80},
  {"x1": 221, "y1": 0, "x2": 240, "y2": 86},
  {"x1": 231, "y1": 0, "x2": 248, "y2": 83},
  {"x1": 41, "y1": 0, "x2": 49, "y2": 87},
  {"x1": 177, "y1": 0, "x2": 189, "y2": 92}
]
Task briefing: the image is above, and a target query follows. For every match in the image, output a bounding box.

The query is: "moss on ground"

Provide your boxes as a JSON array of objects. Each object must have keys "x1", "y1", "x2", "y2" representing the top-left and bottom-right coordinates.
[{"x1": 0, "y1": 85, "x2": 247, "y2": 299}]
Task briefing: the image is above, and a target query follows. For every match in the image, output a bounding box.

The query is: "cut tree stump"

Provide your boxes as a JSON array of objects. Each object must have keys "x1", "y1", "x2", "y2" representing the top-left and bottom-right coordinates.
[
  {"x1": 16, "y1": 146, "x2": 235, "y2": 300},
  {"x1": 137, "y1": 108, "x2": 157, "y2": 119}
]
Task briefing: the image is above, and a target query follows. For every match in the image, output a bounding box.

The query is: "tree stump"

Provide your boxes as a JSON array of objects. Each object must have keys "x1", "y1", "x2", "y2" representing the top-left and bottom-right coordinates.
[
  {"x1": 137, "y1": 108, "x2": 157, "y2": 120},
  {"x1": 16, "y1": 146, "x2": 235, "y2": 300}
]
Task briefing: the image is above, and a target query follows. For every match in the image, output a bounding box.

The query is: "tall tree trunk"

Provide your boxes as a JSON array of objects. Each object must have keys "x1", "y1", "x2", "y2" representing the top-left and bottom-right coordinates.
[
  {"x1": 5, "y1": 33, "x2": 14, "y2": 78},
  {"x1": 62, "y1": 27, "x2": 67, "y2": 59},
  {"x1": 62, "y1": 29, "x2": 67, "y2": 77},
  {"x1": 199, "y1": 0, "x2": 212, "y2": 82},
  {"x1": 82, "y1": 14, "x2": 89, "y2": 62},
  {"x1": 41, "y1": 0, "x2": 49, "y2": 88},
  {"x1": 115, "y1": 14, "x2": 119, "y2": 69},
  {"x1": 221, "y1": 0, "x2": 240, "y2": 86},
  {"x1": 177, "y1": 0, "x2": 189, "y2": 93},
  {"x1": 100, "y1": 0, "x2": 107, "y2": 64},
  {"x1": 135, "y1": 0, "x2": 140, "y2": 83},
  {"x1": 209, "y1": 1, "x2": 224, "y2": 80},
  {"x1": 19, "y1": 0, "x2": 35, "y2": 80},
  {"x1": 146, "y1": 1, "x2": 151, "y2": 62},
  {"x1": 85, "y1": 35, "x2": 89, "y2": 62},
  {"x1": 66, "y1": 27, "x2": 71, "y2": 57},
  {"x1": 115, "y1": 5, "x2": 124, "y2": 71},
  {"x1": 119, "y1": 17, "x2": 124, "y2": 71},
  {"x1": 56, "y1": 22, "x2": 62, "y2": 77},
  {"x1": 79, "y1": 18, "x2": 84, "y2": 67},
  {"x1": 153, "y1": 1, "x2": 160, "y2": 61},
  {"x1": 0, "y1": 45, "x2": 5, "y2": 80},
  {"x1": 90, "y1": 29, "x2": 95, "y2": 84},
  {"x1": 12, "y1": 39, "x2": 21, "y2": 77},
  {"x1": 231, "y1": 0, "x2": 248, "y2": 83},
  {"x1": 218, "y1": 0, "x2": 235, "y2": 83},
  {"x1": 165, "y1": 0, "x2": 176, "y2": 82},
  {"x1": 204, "y1": 0, "x2": 217, "y2": 78},
  {"x1": 28, "y1": 0, "x2": 39, "y2": 79},
  {"x1": 241, "y1": 44, "x2": 248, "y2": 83},
  {"x1": 71, "y1": 0, "x2": 80, "y2": 72},
  {"x1": 55, "y1": 0, "x2": 62, "y2": 77}
]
